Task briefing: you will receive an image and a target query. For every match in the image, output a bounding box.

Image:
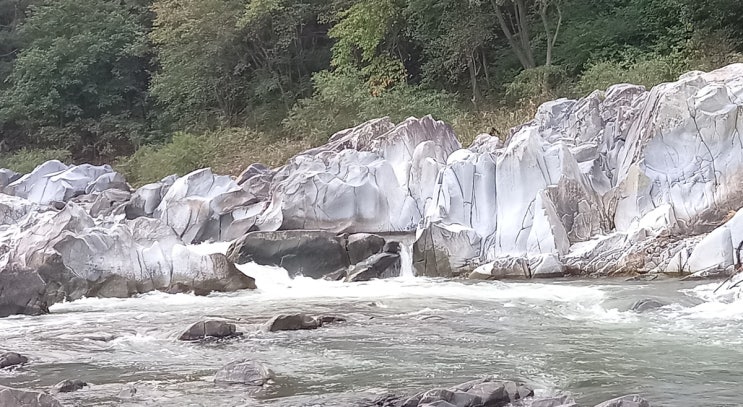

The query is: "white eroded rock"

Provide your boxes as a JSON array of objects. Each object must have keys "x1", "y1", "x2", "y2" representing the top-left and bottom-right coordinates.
[
  {"x1": 154, "y1": 168, "x2": 255, "y2": 243},
  {"x1": 4, "y1": 161, "x2": 125, "y2": 205},
  {"x1": 256, "y1": 116, "x2": 461, "y2": 233}
]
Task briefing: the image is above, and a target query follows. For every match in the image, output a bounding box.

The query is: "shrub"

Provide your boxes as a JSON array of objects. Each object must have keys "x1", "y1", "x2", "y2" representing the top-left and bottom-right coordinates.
[
  {"x1": 283, "y1": 69, "x2": 463, "y2": 144},
  {"x1": 116, "y1": 132, "x2": 212, "y2": 186},
  {"x1": 505, "y1": 65, "x2": 569, "y2": 104},
  {"x1": 117, "y1": 128, "x2": 314, "y2": 186},
  {"x1": 576, "y1": 53, "x2": 687, "y2": 95},
  {"x1": 0, "y1": 148, "x2": 72, "y2": 174}
]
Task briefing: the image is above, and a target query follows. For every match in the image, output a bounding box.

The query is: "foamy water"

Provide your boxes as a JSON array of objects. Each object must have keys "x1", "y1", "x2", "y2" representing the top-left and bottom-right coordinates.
[{"x1": 2, "y1": 261, "x2": 743, "y2": 406}]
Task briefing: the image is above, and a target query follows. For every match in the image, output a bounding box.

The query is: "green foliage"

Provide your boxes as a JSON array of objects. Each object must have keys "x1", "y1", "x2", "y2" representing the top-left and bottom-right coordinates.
[
  {"x1": 117, "y1": 128, "x2": 311, "y2": 186},
  {"x1": 150, "y1": 0, "x2": 247, "y2": 127},
  {"x1": 0, "y1": 147, "x2": 71, "y2": 174},
  {"x1": 283, "y1": 69, "x2": 462, "y2": 143},
  {"x1": 0, "y1": 0, "x2": 151, "y2": 159},
  {"x1": 116, "y1": 132, "x2": 214, "y2": 186},
  {"x1": 408, "y1": 0, "x2": 495, "y2": 94},
  {"x1": 1, "y1": 0, "x2": 148, "y2": 123},
  {"x1": 151, "y1": 0, "x2": 333, "y2": 130},
  {"x1": 329, "y1": 0, "x2": 402, "y2": 68},
  {"x1": 2, "y1": 0, "x2": 743, "y2": 171},
  {"x1": 576, "y1": 53, "x2": 687, "y2": 95},
  {"x1": 505, "y1": 65, "x2": 568, "y2": 103}
]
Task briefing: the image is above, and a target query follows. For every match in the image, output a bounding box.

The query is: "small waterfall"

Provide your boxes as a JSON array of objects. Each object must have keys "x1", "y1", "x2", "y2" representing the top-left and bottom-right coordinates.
[{"x1": 399, "y1": 240, "x2": 415, "y2": 279}]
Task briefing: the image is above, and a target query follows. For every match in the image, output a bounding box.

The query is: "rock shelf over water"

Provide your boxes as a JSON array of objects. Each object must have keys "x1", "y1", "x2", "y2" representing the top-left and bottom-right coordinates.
[{"x1": 3, "y1": 64, "x2": 743, "y2": 315}]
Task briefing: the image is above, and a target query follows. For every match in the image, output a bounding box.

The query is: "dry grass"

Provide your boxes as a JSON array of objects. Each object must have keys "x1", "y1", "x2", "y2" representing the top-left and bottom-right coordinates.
[
  {"x1": 451, "y1": 102, "x2": 540, "y2": 146},
  {"x1": 209, "y1": 129, "x2": 317, "y2": 177}
]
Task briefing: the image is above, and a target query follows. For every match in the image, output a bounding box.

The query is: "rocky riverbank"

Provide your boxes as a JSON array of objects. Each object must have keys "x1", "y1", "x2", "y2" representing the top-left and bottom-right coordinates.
[{"x1": 4, "y1": 64, "x2": 743, "y2": 315}]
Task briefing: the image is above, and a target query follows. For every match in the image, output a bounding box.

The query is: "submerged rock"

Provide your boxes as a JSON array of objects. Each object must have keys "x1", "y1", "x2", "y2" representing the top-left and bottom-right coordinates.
[
  {"x1": 263, "y1": 313, "x2": 345, "y2": 332},
  {"x1": 52, "y1": 379, "x2": 87, "y2": 393},
  {"x1": 178, "y1": 320, "x2": 241, "y2": 341},
  {"x1": 214, "y1": 360, "x2": 274, "y2": 386},
  {"x1": 0, "y1": 352, "x2": 28, "y2": 369},
  {"x1": 530, "y1": 395, "x2": 578, "y2": 407},
  {"x1": 0, "y1": 385, "x2": 62, "y2": 407},
  {"x1": 400, "y1": 377, "x2": 534, "y2": 407},
  {"x1": 263, "y1": 313, "x2": 320, "y2": 332},
  {"x1": 593, "y1": 394, "x2": 650, "y2": 407},
  {"x1": 629, "y1": 298, "x2": 666, "y2": 312}
]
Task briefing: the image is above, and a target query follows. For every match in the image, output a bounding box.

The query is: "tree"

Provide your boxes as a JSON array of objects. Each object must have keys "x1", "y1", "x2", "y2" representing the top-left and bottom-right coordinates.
[
  {"x1": 0, "y1": 0, "x2": 152, "y2": 159},
  {"x1": 328, "y1": 0, "x2": 412, "y2": 94},
  {"x1": 488, "y1": 0, "x2": 563, "y2": 69},
  {"x1": 151, "y1": 0, "x2": 333, "y2": 129},
  {"x1": 409, "y1": 0, "x2": 495, "y2": 107}
]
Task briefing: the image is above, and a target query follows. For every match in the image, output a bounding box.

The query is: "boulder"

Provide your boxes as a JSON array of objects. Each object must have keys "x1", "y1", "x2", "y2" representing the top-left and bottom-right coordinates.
[
  {"x1": 178, "y1": 320, "x2": 241, "y2": 341},
  {"x1": 346, "y1": 252, "x2": 401, "y2": 282},
  {"x1": 0, "y1": 386, "x2": 62, "y2": 407},
  {"x1": 401, "y1": 378, "x2": 533, "y2": 407},
  {"x1": 346, "y1": 233, "x2": 386, "y2": 264},
  {"x1": 0, "y1": 267, "x2": 49, "y2": 317},
  {"x1": 468, "y1": 258, "x2": 530, "y2": 280},
  {"x1": 629, "y1": 298, "x2": 666, "y2": 312},
  {"x1": 529, "y1": 254, "x2": 565, "y2": 278},
  {"x1": 227, "y1": 230, "x2": 349, "y2": 279},
  {"x1": 263, "y1": 313, "x2": 321, "y2": 332},
  {"x1": 0, "y1": 203, "x2": 256, "y2": 316},
  {"x1": 75, "y1": 189, "x2": 131, "y2": 218},
  {"x1": 52, "y1": 379, "x2": 87, "y2": 393},
  {"x1": 214, "y1": 360, "x2": 274, "y2": 386},
  {"x1": 0, "y1": 352, "x2": 28, "y2": 369},
  {"x1": 413, "y1": 223, "x2": 479, "y2": 278},
  {"x1": 530, "y1": 395, "x2": 578, "y2": 407},
  {"x1": 593, "y1": 394, "x2": 650, "y2": 407}
]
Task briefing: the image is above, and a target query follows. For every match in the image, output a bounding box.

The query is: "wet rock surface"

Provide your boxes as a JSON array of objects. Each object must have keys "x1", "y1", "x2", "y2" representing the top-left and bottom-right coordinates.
[
  {"x1": 0, "y1": 352, "x2": 28, "y2": 369},
  {"x1": 593, "y1": 394, "x2": 650, "y2": 407},
  {"x1": 178, "y1": 320, "x2": 242, "y2": 341},
  {"x1": 0, "y1": 385, "x2": 63, "y2": 407},
  {"x1": 214, "y1": 359, "x2": 274, "y2": 386},
  {"x1": 263, "y1": 313, "x2": 345, "y2": 332},
  {"x1": 52, "y1": 379, "x2": 87, "y2": 393}
]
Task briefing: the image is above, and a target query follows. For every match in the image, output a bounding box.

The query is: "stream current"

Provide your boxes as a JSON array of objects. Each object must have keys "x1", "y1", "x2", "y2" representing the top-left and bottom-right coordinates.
[{"x1": 2, "y1": 251, "x2": 743, "y2": 406}]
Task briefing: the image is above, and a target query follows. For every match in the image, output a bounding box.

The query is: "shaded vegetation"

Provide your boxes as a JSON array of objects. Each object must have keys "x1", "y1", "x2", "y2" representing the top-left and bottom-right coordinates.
[{"x1": 1, "y1": 0, "x2": 742, "y2": 184}]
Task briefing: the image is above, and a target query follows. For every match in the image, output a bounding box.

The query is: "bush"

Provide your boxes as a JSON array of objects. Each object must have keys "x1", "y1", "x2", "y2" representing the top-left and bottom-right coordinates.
[
  {"x1": 116, "y1": 132, "x2": 213, "y2": 186},
  {"x1": 0, "y1": 148, "x2": 72, "y2": 174},
  {"x1": 576, "y1": 53, "x2": 687, "y2": 95},
  {"x1": 505, "y1": 65, "x2": 569, "y2": 104},
  {"x1": 117, "y1": 128, "x2": 313, "y2": 186},
  {"x1": 283, "y1": 69, "x2": 463, "y2": 144}
]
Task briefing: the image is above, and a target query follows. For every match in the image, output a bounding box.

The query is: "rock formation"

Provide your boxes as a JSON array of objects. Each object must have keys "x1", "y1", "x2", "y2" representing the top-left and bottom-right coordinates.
[{"x1": 3, "y1": 65, "x2": 743, "y2": 316}]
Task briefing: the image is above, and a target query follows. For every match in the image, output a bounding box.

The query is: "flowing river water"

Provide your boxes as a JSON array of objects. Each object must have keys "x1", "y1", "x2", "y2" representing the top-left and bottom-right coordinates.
[{"x1": 2, "y1": 247, "x2": 743, "y2": 406}]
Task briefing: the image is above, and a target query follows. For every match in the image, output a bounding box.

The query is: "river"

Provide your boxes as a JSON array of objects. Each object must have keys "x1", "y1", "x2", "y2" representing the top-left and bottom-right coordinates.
[{"x1": 1, "y1": 260, "x2": 743, "y2": 406}]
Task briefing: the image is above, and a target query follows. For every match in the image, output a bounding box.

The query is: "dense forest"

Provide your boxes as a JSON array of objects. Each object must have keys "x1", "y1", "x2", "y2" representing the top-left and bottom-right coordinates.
[{"x1": 1, "y1": 0, "x2": 742, "y2": 184}]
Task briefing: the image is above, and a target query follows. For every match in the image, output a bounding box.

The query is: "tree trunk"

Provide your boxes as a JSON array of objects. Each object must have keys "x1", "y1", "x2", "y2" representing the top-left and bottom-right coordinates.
[
  {"x1": 540, "y1": 0, "x2": 562, "y2": 67},
  {"x1": 491, "y1": 0, "x2": 534, "y2": 69},
  {"x1": 468, "y1": 52, "x2": 481, "y2": 111},
  {"x1": 514, "y1": 0, "x2": 535, "y2": 68}
]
